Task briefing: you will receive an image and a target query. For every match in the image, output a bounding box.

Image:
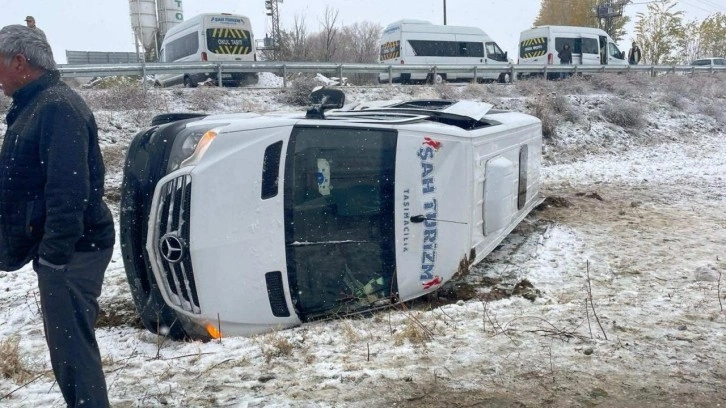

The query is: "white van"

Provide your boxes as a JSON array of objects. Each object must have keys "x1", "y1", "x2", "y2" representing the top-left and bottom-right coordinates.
[
  {"x1": 120, "y1": 90, "x2": 543, "y2": 340},
  {"x1": 518, "y1": 25, "x2": 627, "y2": 79},
  {"x1": 156, "y1": 13, "x2": 258, "y2": 87},
  {"x1": 378, "y1": 20, "x2": 510, "y2": 84}
]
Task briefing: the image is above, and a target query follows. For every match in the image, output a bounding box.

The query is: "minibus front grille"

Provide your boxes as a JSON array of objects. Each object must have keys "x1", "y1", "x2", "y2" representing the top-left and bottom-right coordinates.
[{"x1": 155, "y1": 174, "x2": 200, "y2": 314}]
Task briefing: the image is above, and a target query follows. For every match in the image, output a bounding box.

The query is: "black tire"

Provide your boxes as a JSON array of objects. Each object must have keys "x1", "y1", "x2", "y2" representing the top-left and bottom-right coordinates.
[
  {"x1": 428, "y1": 73, "x2": 444, "y2": 85},
  {"x1": 183, "y1": 76, "x2": 197, "y2": 88}
]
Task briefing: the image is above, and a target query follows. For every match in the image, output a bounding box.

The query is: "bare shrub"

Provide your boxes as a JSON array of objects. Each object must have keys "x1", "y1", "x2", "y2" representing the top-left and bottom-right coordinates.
[
  {"x1": 699, "y1": 103, "x2": 724, "y2": 122},
  {"x1": 84, "y1": 76, "x2": 146, "y2": 89},
  {"x1": 340, "y1": 320, "x2": 361, "y2": 343},
  {"x1": 600, "y1": 100, "x2": 645, "y2": 129},
  {"x1": 527, "y1": 94, "x2": 558, "y2": 139},
  {"x1": 184, "y1": 87, "x2": 222, "y2": 112},
  {"x1": 0, "y1": 336, "x2": 34, "y2": 382},
  {"x1": 458, "y1": 83, "x2": 492, "y2": 99},
  {"x1": 393, "y1": 316, "x2": 432, "y2": 346},
  {"x1": 589, "y1": 73, "x2": 652, "y2": 96},
  {"x1": 434, "y1": 83, "x2": 459, "y2": 100},
  {"x1": 277, "y1": 75, "x2": 320, "y2": 106},
  {"x1": 84, "y1": 85, "x2": 164, "y2": 112},
  {"x1": 260, "y1": 333, "x2": 295, "y2": 363},
  {"x1": 101, "y1": 143, "x2": 128, "y2": 172},
  {"x1": 559, "y1": 75, "x2": 595, "y2": 95},
  {"x1": 661, "y1": 91, "x2": 687, "y2": 110},
  {"x1": 699, "y1": 76, "x2": 726, "y2": 99},
  {"x1": 512, "y1": 77, "x2": 556, "y2": 97},
  {"x1": 551, "y1": 94, "x2": 579, "y2": 123}
]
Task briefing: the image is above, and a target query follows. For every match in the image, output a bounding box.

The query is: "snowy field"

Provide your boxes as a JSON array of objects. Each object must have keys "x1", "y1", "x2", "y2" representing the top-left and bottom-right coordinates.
[{"x1": 0, "y1": 73, "x2": 725, "y2": 407}]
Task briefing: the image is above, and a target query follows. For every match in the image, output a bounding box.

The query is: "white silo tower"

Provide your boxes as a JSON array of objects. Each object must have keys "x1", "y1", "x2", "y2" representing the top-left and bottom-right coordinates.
[
  {"x1": 157, "y1": 0, "x2": 184, "y2": 41},
  {"x1": 129, "y1": 0, "x2": 159, "y2": 61}
]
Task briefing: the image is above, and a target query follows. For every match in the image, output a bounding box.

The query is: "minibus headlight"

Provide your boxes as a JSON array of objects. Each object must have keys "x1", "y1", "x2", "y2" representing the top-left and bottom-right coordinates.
[{"x1": 167, "y1": 124, "x2": 228, "y2": 172}]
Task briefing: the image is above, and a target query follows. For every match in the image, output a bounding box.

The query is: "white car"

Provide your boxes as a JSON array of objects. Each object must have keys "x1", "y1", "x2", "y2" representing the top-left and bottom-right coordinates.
[
  {"x1": 120, "y1": 89, "x2": 543, "y2": 340},
  {"x1": 691, "y1": 57, "x2": 726, "y2": 67}
]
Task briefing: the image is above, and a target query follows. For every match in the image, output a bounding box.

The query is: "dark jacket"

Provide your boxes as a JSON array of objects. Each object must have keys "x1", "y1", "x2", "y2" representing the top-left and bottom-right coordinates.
[
  {"x1": 0, "y1": 71, "x2": 115, "y2": 270},
  {"x1": 628, "y1": 46, "x2": 642, "y2": 64},
  {"x1": 558, "y1": 47, "x2": 572, "y2": 64}
]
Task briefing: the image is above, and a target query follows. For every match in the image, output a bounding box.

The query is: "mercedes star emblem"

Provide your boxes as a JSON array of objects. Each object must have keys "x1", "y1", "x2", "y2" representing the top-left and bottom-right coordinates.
[{"x1": 159, "y1": 233, "x2": 185, "y2": 263}]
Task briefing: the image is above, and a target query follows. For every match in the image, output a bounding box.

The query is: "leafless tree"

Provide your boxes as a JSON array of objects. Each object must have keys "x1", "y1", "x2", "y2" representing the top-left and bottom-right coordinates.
[
  {"x1": 338, "y1": 22, "x2": 383, "y2": 84},
  {"x1": 264, "y1": 14, "x2": 310, "y2": 62},
  {"x1": 319, "y1": 6, "x2": 340, "y2": 62}
]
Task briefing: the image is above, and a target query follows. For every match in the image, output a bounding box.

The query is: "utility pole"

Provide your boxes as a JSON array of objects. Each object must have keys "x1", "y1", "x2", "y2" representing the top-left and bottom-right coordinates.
[
  {"x1": 595, "y1": 0, "x2": 630, "y2": 38},
  {"x1": 264, "y1": 0, "x2": 282, "y2": 60},
  {"x1": 443, "y1": 0, "x2": 447, "y2": 25}
]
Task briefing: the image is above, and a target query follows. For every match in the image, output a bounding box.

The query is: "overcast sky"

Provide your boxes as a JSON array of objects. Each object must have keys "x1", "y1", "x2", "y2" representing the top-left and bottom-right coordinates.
[{"x1": 4, "y1": 0, "x2": 724, "y2": 63}]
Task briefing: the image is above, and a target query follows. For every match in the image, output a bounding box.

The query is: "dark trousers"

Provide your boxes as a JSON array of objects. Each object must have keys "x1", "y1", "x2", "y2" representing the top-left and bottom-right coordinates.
[{"x1": 34, "y1": 248, "x2": 113, "y2": 408}]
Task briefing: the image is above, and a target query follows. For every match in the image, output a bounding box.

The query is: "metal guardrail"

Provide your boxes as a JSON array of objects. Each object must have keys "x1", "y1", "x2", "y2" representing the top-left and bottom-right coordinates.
[
  {"x1": 66, "y1": 50, "x2": 143, "y2": 65},
  {"x1": 57, "y1": 61, "x2": 726, "y2": 87}
]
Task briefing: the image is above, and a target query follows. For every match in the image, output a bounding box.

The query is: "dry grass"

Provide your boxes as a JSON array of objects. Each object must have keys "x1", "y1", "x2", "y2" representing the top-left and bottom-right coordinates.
[
  {"x1": 551, "y1": 94, "x2": 579, "y2": 123},
  {"x1": 84, "y1": 85, "x2": 166, "y2": 112},
  {"x1": 101, "y1": 144, "x2": 128, "y2": 173},
  {"x1": 277, "y1": 75, "x2": 321, "y2": 106},
  {"x1": 259, "y1": 332, "x2": 295, "y2": 363},
  {"x1": 340, "y1": 320, "x2": 362, "y2": 344},
  {"x1": 0, "y1": 336, "x2": 35, "y2": 383},
  {"x1": 434, "y1": 82, "x2": 459, "y2": 100},
  {"x1": 600, "y1": 100, "x2": 645, "y2": 129},
  {"x1": 393, "y1": 315, "x2": 432, "y2": 346},
  {"x1": 699, "y1": 103, "x2": 724, "y2": 122},
  {"x1": 183, "y1": 87, "x2": 222, "y2": 112},
  {"x1": 96, "y1": 299, "x2": 144, "y2": 329},
  {"x1": 527, "y1": 93, "x2": 559, "y2": 139}
]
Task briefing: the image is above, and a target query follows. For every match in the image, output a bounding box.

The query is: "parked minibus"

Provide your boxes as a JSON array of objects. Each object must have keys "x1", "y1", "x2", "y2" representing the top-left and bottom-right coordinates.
[
  {"x1": 156, "y1": 13, "x2": 258, "y2": 87},
  {"x1": 378, "y1": 20, "x2": 510, "y2": 84},
  {"x1": 518, "y1": 25, "x2": 627, "y2": 79}
]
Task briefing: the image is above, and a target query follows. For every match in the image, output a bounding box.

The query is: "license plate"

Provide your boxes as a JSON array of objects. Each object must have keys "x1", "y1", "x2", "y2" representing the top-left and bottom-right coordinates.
[{"x1": 222, "y1": 73, "x2": 232, "y2": 78}]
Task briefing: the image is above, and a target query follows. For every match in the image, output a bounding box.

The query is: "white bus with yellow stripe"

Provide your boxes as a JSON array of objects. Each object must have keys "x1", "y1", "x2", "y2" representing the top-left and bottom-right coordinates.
[
  {"x1": 378, "y1": 20, "x2": 510, "y2": 84},
  {"x1": 518, "y1": 26, "x2": 628, "y2": 80},
  {"x1": 156, "y1": 13, "x2": 258, "y2": 88}
]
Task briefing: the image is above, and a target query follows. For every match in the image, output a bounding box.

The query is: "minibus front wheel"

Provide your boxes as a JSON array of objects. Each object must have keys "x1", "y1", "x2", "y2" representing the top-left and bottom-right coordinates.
[
  {"x1": 183, "y1": 75, "x2": 198, "y2": 88},
  {"x1": 428, "y1": 73, "x2": 445, "y2": 84}
]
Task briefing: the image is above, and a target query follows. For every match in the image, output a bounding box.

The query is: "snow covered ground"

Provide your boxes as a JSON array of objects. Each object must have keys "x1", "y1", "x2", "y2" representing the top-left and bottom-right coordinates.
[{"x1": 0, "y1": 73, "x2": 725, "y2": 407}]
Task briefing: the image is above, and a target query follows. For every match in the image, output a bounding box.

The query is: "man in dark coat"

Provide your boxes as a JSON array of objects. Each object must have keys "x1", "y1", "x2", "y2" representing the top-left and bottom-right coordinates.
[
  {"x1": 0, "y1": 24, "x2": 115, "y2": 407},
  {"x1": 628, "y1": 41, "x2": 642, "y2": 65},
  {"x1": 24, "y1": 15, "x2": 46, "y2": 40},
  {"x1": 557, "y1": 43, "x2": 573, "y2": 79}
]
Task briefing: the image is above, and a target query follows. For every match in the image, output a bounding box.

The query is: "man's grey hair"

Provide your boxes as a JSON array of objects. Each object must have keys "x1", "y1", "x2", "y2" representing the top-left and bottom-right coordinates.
[{"x1": 0, "y1": 25, "x2": 56, "y2": 70}]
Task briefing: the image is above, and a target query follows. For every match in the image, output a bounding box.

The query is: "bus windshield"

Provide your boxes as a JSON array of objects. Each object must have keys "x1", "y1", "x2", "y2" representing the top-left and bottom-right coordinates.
[
  {"x1": 284, "y1": 126, "x2": 397, "y2": 319},
  {"x1": 206, "y1": 28, "x2": 252, "y2": 54}
]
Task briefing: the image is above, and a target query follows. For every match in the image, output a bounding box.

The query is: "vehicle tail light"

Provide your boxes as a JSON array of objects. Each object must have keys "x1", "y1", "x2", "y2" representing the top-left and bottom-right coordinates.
[
  {"x1": 201, "y1": 52, "x2": 208, "y2": 61},
  {"x1": 547, "y1": 53, "x2": 553, "y2": 64},
  {"x1": 401, "y1": 60, "x2": 405, "y2": 64}
]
